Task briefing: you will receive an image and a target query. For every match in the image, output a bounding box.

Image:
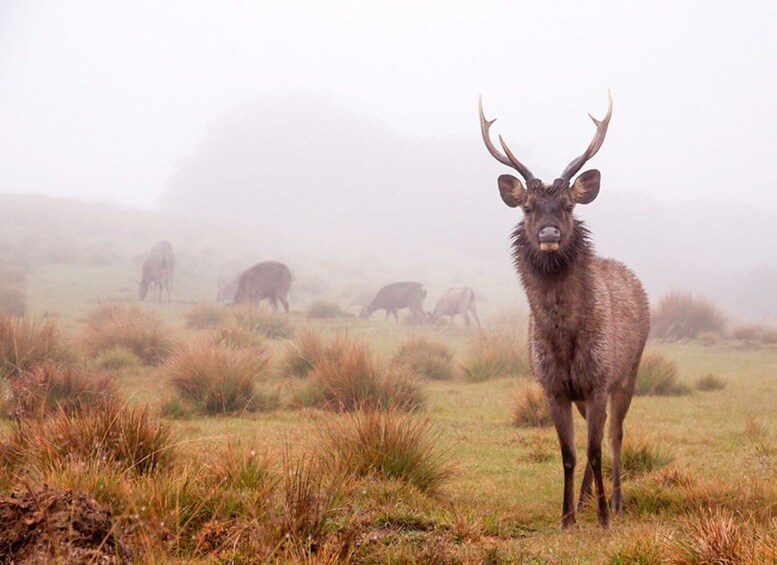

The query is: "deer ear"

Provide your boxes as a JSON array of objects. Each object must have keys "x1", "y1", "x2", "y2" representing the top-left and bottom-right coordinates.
[
  {"x1": 498, "y1": 174, "x2": 525, "y2": 208},
  {"x1": 571, "y1": 169, "x2": 600, "y2": 204}
]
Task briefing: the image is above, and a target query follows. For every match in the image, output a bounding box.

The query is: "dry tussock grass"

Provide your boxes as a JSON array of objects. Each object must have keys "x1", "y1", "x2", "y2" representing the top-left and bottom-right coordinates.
[
  {"x1": 0, "y1": 313, "x2": 75, "y2": 378},
  {"x1": 651, "y1": 292, "x2": 726, "y2": 341},
  {"x1": 392, "y1": 336, "x2": 455, "y2": 380},
  {"x1": 462, "y1": 329, "x2": 529, "y2": 382},
  {"x1": 511, "y1": 382, "x2": 552, "y2": 428},
  {"x1": 83, "y1": 304, "x2": 175, "y2": 364}
]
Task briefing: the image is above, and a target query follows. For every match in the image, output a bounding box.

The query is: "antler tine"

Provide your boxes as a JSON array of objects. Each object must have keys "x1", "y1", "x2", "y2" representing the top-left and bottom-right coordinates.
[
  {"x1": 560, "y1": 91, "x2": 613, "y2": 182},
  {"x1": 479, "y1": 95, "x2": 535, "y2": 181}
]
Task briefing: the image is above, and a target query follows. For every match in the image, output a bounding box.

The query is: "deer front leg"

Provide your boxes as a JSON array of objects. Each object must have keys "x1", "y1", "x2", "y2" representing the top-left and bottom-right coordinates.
[
  {"x1": 586, "y1": 393, "x2": 610, "y2": 528},
  {"x1": 547, "y1": 394, "x2": 576, "y2": 528}
]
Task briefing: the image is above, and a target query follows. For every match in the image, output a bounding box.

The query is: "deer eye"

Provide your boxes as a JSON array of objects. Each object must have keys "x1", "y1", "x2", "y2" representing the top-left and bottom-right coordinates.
[
  {"x1": 523, "y1": 206, "x2": 533, "y2": 214},
  {"x1": 565, "y1": 204, "x2": 574, "y2": 213}
]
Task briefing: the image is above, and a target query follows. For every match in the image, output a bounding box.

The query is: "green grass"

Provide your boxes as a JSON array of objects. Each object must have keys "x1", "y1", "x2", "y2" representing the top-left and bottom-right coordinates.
[{"x1": 3, "y1": 247, "x2": 777, "y2": 562}]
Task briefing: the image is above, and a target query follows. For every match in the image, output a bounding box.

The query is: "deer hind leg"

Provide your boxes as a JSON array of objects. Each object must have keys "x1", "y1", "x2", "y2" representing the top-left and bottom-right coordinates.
[
  {"x1": 586, "y1": 394, "x2": 610, "y2": 528},
  {"x1": 575, "y1": 401, "x2": 594, "y2": 510},
  {"x1": 392, "y1": 309, "x2": 400, "y2": 324},
  {"x1": 470, "y1": 306, "x2": 482, "y2": 329},
  {"x1": 547, "y1": 395, "x2": 577, "y2": 528},
  {"x1": 279, "y1": 296, "x2": 289, "y2": 314},
  {"x1": 609, "y1": 385, "x2": 635, "y2": 514}
]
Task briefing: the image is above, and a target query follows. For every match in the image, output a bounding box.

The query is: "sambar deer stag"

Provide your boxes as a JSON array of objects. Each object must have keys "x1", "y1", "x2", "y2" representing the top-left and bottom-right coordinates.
[
  {"x1": 233, "y1": 261, "x2": 292, "y2": 313},
  {"x1": 359, "y1": 282, "x2": 426, "y2": 324},
  {"x1": 429, "y1": 287, "x2": 481, "y2": 328},
  {"x1": 479, "y1": 93, "x2": 649, "y2": 528}
]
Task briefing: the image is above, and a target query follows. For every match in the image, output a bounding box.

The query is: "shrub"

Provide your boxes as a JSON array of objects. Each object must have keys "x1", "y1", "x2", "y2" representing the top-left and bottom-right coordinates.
[
  {"x1": 635, "y1": 351, "x2": 690, "y2": 396},
  {"x1": 1, "y1": 363, "x2": 116, "y2": 419},
  {"x1": 0, "y1": 313, "x2": 74, "y2": 379},
  {"x1": 295, "y1": 340, "x2": 423, "y2": 412},
  {"x1": 229, "y1": 304, "x2": 293, "y2": 339},
  {"x1": 306, "y1": 300, "x2": 347, "y2": 319},
  {"x1": 83, "y1": 304, "x2": 174, "y2": 364},
  {"x1": 393, "y1": 337, "x2": 455, "y2": 381},
  {"x1": 651, "y1": 292, "x2": 726, "y2": 341},
  {"x1": 0, "y1": 284, "x2": 25, "y2": 316},
  {"x1": 695, "y1": 373, "x2": 726, "y2": 392},
  {"x1": 667, "y1": 508, "x2": 761, "y2": 565},
  {"x1": 317, "y1": 409, "x2": 454, "y2": 495},
  {"x1": 163, "y1": 344, "x2": 276, "y2": 415},
  {"x1": 511, "y1": 383, "x2": 551, "y2": 427},
  {"x1": 462, "y1": 330, "x2": 528, "y2": 382},
  {"x1": 94, "y1": 346, "x2": 140, "y2": 370},
  {"x1": 4, "y1": 397, "x2": 175, "y2": 475},
  {"x1": 186, "y1": 303, "x2": 226, "y2": 330}
]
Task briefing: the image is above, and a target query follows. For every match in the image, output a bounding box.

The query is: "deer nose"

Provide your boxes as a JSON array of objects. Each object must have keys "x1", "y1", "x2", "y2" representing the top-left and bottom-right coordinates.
[{"x1": 538, "y1": 226, "x2": 561, "y2": 242}]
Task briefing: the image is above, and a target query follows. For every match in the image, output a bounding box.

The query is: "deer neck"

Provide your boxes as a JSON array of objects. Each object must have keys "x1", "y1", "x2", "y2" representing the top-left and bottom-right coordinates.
[{"x1": 513, "y1": 221, "x2": 595, "y2": 334}]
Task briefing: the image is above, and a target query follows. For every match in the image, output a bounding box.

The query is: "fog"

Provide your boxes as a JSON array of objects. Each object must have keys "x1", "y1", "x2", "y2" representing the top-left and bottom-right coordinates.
[{"x1": 1, "y1": 1, "x2": 776, "y2": 321}]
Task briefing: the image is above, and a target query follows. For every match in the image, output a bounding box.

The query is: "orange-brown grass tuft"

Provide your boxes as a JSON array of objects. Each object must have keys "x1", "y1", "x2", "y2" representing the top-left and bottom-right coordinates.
[
  {"x1": 229, "y1": 304, "x2": 293, "y2": 339},
  {"x1": 281, "y1": 327, "x2": 333, "y2": 377},
  {"x1": 163, "y1": 343, "x2": 276, "y2": 415},
  {"x1": 635, "y1": 350, "x2": 690, "y2": 396},
  {"x1": 83, "y1": 304, "x2": 175, "y2": 364},
  {"x1": 295, "y1": 339, "x2": 423, "y2": 412},
  {"x1": 1, "y1": 362, "x2": 116, "y2": 419},
  {"x1": 461, "y1": 329, "x2": 528, "y2": 382},
  {"x1": 732, "y1": 324, "x2": 777, "y2": 346},
  {"x1": 93, "y1": 346, "x2": 140, "y2": 370},
  {"x1": 667, "y1": 508, "x2": 774, "y2": 565},
  {"x1": 3, "y1": 397, "x2": 175, "y2": 475},
  {"x1": 211, "y1": 318, "x2": 266, "y2": 350},
  {"x1": 185, "y1": 303, "x2": 226, "y2": 330},
  {"x1": 511, "y1": 382, "x2": 552, "y2": 428},
  {"x1": 695, "y1": 373, "x2": 726, "y2": 391},
  {"x1": 0, "y1": 313, "x2": 75, "y2": 378},
  {"x1": 651, "y1": 292, "x2": 726, "y2": 341},
  {"x1": 392, "y1": 337, "x2": 455, "y2": 381},
  {"x1": 316, "y1": 409, "x2": 455, "y2": 495}
]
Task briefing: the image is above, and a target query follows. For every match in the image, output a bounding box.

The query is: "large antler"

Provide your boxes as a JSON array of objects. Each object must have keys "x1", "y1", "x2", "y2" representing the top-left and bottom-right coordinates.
[
  {"x1": 560, "y1": 91, "x2": 613, "y2": 182},
  {"x1": 478, "y1": 96, "x2": 535, "y2": 182}
]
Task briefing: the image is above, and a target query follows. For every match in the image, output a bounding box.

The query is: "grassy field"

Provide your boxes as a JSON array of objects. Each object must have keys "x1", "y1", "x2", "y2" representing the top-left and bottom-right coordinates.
[{"x1": 0, "y1": 198, "x2": 775, "y2": 562}]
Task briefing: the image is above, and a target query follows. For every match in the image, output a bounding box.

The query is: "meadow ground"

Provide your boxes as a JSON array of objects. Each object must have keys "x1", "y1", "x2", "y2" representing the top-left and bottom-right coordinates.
[{"x1": 1, "y1": 265, "x2": 776, "y2": 563}]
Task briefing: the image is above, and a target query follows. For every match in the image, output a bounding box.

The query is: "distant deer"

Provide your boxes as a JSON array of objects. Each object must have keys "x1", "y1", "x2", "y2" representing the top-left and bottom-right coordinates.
[
  {"x1": 429, "y1": 287, "x2": 481, "y2": 328},
  {"x1": 233, "y1": 261, "x2": 292, "y2": 313},
  {"x1": 139, "y1": 240, "x2": 175, "y2": 302},
  {"x1": 359, "y1": 282, "x2": 426, "y2": 323},
  {"x1": 479, "y1": 93, "x2": 649, "y2": 528}
]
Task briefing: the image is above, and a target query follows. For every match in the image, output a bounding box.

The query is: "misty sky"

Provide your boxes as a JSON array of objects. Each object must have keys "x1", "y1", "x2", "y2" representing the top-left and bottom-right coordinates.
[{"x1": 1, "y1": 1, "x2": 776, "y2": 209}]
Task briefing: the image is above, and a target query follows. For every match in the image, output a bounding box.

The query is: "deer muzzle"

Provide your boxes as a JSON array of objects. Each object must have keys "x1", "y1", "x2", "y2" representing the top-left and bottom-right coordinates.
[{"x1": 538, "y1": 226, "x2": 561, "y2": 252}]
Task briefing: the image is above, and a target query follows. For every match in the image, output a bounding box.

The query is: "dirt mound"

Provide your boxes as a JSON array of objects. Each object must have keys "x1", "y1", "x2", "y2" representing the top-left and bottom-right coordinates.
[{"x1": 0, "y1": 487, "x2": 130, "y2": 564}]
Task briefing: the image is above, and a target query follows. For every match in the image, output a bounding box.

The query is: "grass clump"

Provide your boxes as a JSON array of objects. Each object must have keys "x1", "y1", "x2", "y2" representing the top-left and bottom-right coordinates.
[
  {"x1": 295, "y1": 339, "x2": 423, "y2": 412},
  {"x1": 511, "y1": 382, "x2": 551, "y2": 428},
  {"x1": 635, "y1": 351, "x2": 690, "y2": 396},
  {"x1": 1, "y1": 363, "x2": 116, "y2": 419},
  {"x1": 83, "y1": 304, "x2": 175, "y2": 364},
  {"x1": 462, "y1": 330, "x2": 528, "y2": 382},
  {"x1": 605, "y1": 436, "x2": 673, "y2": 478},
  {"x1": 93, "y1": 346, "x2": 140, "y2": 370},
  {"x1": 732, "y1": 324, "x2": 777, "y2": 345},
  {"x1": 163, "y1": 343, "x2": 277, "y2": 415},
  {"x1": 317, "y1": 409, "x2": 454, "y2": 495},
  {"x1": 306, "y1": 299, "x2": 347, "y2": 319},
  {"x1": 695, "y1": 373, "x2": 726, "y2": 392},
  {"x1": 211, "y1": 319, "x2": 266, "y2": 350},
  {"x1": 229, "y1": 304, "x2": 293, "y2": 339},
  {"x1": 185, "y1": 303, "x2": 226, "y2": 330},
  {"x1": 392, "y1": 337, "x2": 455, "y2": 381},
  {"x1": 281, "y1": 327, "x2": 331, "y2": 377},
  {"x1": 4, "y1": 397, "x2": 175, "y2": 475},
  {"x1": 651, "y1": 292, "x2": 726, "y2": 341},
  {"x1": 0, "y1": 313, "x2": 75, "y2": 378}
]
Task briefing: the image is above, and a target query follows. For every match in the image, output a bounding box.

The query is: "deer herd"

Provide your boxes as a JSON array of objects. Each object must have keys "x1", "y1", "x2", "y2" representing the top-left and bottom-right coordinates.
[{"x1": 137, "y1": 93, "x2": 648, "y2": 529}]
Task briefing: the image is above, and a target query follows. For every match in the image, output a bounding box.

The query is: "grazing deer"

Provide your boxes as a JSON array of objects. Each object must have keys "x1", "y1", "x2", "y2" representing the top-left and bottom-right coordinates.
[
  {"x1": 429, "y1": 287, "x2": 481, "y2": 328},
  {"x1": 479, "y1": 93, "x2": 649, "y2": 528},
  {"x1": 359, "y1": 282, "x2": 426, "y2": 323},
  {"x1": 233, "y1": 261, "x2": 292, "y2": 313},
  {"x1": 139, "y1": 240, "x2": 175, "y2": 302}
]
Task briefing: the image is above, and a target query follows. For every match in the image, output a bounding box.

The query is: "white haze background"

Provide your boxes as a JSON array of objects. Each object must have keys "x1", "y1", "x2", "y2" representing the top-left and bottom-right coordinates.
[{"x1": 1, "y1": 1, "x2": 776, "y2": 320}]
